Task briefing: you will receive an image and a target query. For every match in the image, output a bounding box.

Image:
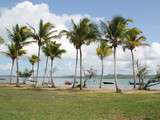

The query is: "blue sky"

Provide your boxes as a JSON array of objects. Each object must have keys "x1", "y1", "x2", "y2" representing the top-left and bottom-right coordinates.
[
  {"x1": 0, "y1": 0, "x2": 160, "y2": 75},
  {"x1": 0, "y1": 0, "x2": 159, "y2": 42}
]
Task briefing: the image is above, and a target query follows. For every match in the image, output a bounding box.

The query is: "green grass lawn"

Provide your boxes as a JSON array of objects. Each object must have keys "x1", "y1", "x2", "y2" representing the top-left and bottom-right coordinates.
[{"x1": 0, "y1": 87, "x2": 159, "y2": 120}]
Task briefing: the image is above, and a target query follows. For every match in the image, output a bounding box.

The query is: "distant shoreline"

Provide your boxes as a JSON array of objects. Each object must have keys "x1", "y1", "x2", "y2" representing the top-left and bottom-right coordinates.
[{"x1": 0, "y1": 74, "x2": 156, "y2": 79}]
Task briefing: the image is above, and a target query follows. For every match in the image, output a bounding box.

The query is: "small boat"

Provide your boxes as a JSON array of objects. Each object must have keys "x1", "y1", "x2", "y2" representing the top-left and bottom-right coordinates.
[
  {"x1": 0, "y1": 78, "x2": 6, "y2": 80},
  {"x1": 65, "y1": 81, "x2": 72, "y2": 85},
  {"x1": 129, "y1": 81, "x2": 142, "y2": 85},
  {"x1": 103, "y1": 82, "x2": 114, "y2": 84}
]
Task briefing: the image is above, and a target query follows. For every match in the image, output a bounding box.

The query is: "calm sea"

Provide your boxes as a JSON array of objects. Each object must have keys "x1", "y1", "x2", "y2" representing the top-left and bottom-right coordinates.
[{"x1": 0, "y1": 76, "x2": 160, "y2": 90}]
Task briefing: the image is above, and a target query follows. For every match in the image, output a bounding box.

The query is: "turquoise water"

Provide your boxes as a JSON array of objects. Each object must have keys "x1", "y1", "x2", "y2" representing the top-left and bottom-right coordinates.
[{"x1": 0, "y1": 76, "x2": 160, "y2": 90}]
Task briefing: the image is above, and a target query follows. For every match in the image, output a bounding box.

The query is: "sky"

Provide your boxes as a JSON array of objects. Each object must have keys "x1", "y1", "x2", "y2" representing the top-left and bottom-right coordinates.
[{"x1": 0, "y1": 0, "x2": 159, "y2": 76}]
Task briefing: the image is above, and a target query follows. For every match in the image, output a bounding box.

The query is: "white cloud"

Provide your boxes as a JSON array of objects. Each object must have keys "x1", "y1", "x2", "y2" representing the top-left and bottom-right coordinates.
[{"x1": 0, "y1": 1, "x2": 159, "y2": 75}]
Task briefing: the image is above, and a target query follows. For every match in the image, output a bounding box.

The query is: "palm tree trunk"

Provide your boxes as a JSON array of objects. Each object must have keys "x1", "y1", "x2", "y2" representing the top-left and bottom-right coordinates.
[
  {"x1": 79, "y1": 47, "x2": 82, "y2": 90},
  {"x1": 131, "y1": 50, "x2": 136, "y2": 89},
  {"x1": 42, "y1": 57, "x2": 49, "y2": 84},
  {"x1": 16, "y1": 51, "x2": 19, "y2": 87},
  {"x1": 10, "y1": 59, "x2": 15, "y2": 84},
  {"x1": 50, "y1": 59, "x2": 55, "y2": 88},
  {"x1": 113, "y1": 47, "x2": 118, "y2": 92},
  {"x1": 72, "y1": 49, "x2": 78, "y2": 88},
  {"x1": 36, "y1": 45, "x2": 41, "y2": 87},
  {"x1": 99, "y1": 58, "x2": 104, "y2": 88},
  {"x1": 32, "y1": 64, "x2": 34, "y2": 82}
]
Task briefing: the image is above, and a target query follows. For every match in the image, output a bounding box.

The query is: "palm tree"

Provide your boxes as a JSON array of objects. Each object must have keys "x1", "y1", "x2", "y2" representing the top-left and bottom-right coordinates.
[
  {"x1": 7, "y1": 24, "x2": 31, "y2": 86},
  {"x1": 42, "y1": 43, "x2": 50, "y2": 83},
  {"x1": 47, "y1": 41, "x2": 66, "y2": 88},
  {"x1": 61, "y1": 18, "x2": 99, "y2": 90},
  {"x1": 29, "y1": 54, "x2": 39, "y2": 84},
  {"x1": 96, "y1": 41, "x2": 112, "y2": 88},
  {"x1": 29, "y1": 19, "x2": 54, "y2": 86},
  {"x1": 61, "y1": 26, "x2": 79, "y2": 88},
  {"x1": 100, "y1": 16, "x2": 132, "y2": 92},
  {"x1": 2, "y1": 43, "x2": 25, "y2": 84},
  {"x1": 123, "y1": 27, "x2": 147, "y2": 88}
]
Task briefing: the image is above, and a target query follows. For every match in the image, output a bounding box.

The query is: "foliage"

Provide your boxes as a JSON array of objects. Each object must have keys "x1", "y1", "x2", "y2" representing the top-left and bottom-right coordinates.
[
  {"x1": 18, "y1": 69, "x2": 32, "y2": 78},
  {"x1": 123, "y1": 27, "x2": 147, "y2": 51},
  {"x1": 136, "y1": 60, "x2": 148, "y2": 81},
  {"x1": 100, "y1": 16, "x2": 132, "y2": 47},
  {"x1": 29, "y1": 54, "x2": 39, "y2": 65},
  {"x1": 47, "y1": 41, "x2": 66, "y2": 60},
  {"x1": 2, "y1": 42, "x2": 25, "y2": 60},
  {"x1": 96, "y1": 41, "x2": 112, "y2": 60},
  {"x1": 61, "y1": 18, "x2": 99, "y2": 49},
  {"x1": 29, "y1": 19, "x2": 55, "y2": 46},
  {"x1": 7, "y1": 24, "x2": 31, "y2": 49}
]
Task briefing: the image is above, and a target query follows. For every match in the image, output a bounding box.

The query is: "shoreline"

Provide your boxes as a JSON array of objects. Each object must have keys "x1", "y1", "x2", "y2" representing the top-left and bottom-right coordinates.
[{"x1": 0, "y1": 83, "x2": 160, "y2": 94}]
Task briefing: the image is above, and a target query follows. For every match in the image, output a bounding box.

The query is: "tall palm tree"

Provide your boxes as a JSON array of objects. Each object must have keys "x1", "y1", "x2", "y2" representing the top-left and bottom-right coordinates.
[
  {"x1": 2, "y1": 43, "x2": 25, "y2": 84},
  {"x1": 62, "y1": 18, "x2": 99, "y2": 90},
  {"x1": 47, "y1": 41, "x2": 66, "y2": 88},
  {"x1": 29, "y1": 54, "x2": 39, "y2": 84},
  {"x1": 7, "y1": 24, "x2": 31, "y2": 86},
  {"x1": 29, "y1": 19, "x2": 54, "y2": 86},
  {"x1": 123, "y1": 27, "x2": 147, "y2": 88},
  {"x1": 42, "y1": 43, "x2": 50, "y2": 83},
  {"x1": 96, "y1": 41, "x2": 112, "y2": 88},
  {"x1": 100, "y1": 16, "x2": 132, "y2": 92}
]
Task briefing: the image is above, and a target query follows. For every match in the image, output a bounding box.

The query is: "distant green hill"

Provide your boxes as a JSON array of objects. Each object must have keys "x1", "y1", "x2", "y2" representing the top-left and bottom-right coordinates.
[
  {"x1": 54, "y1": 74, "x2": 156, "y2": 79},
  {"x1": 0, "y1": 74, "x2": 156, "y2": 79}
]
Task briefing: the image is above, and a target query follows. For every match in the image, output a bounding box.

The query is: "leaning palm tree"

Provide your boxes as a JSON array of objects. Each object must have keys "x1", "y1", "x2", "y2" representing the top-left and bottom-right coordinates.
[
  {"x1": 7, "y1": 24, "x2": 31, "y2": 86},
  {"x1": 100, "y1": 16, "x2": 132, "y2": 92},
  {"x1": 29, "y1": 54, "x2": 39, "y2": 84},
  {"x1": 123, "y1": 27, "x2": 147, "y2": 88},
  {"x1": 29, "y1": 19, "x2": 54, "y2": 86},
  {"x1": 96, "y1": 41, "x2": 112, "y2": 88},
  {"x1": 61, "y1": 18, "x2": 99, "y2": 90},
  {"x1": 47, "y1": 41, "x2": 66, "y2": 88},
  {"x1": 2, "y1": 43, "x2": 25, "y2": 84}
]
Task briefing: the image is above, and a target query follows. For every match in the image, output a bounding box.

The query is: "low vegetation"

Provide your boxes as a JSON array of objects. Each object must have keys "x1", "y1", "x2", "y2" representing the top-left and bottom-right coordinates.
[{"x1": 0, "y1": 87, "x2": 159, "y2": 120}]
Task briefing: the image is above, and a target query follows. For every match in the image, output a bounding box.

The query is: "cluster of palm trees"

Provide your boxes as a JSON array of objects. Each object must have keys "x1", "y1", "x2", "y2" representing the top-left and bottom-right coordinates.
[
  {"x1": 2, "y1": 20, "x2": 65, "y2": 87},
  {"x1": 0, "y1": 15, "x2": 147, "y2": 92}
]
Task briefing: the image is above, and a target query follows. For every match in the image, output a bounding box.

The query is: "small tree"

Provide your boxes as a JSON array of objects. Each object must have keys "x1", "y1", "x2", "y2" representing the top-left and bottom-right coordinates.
[
  {"x1": 83, "y1": 67, "x2": 96, "y2": 88},
  {"x1": 28, "y1": 55, "x2": 39, "y2": 85},
  {"x1": 136, "y1": 60, "x2": 148, "y2": 89},
  {"x1": 19, "y1": 69, "x2": 32, "y2": 84}
]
